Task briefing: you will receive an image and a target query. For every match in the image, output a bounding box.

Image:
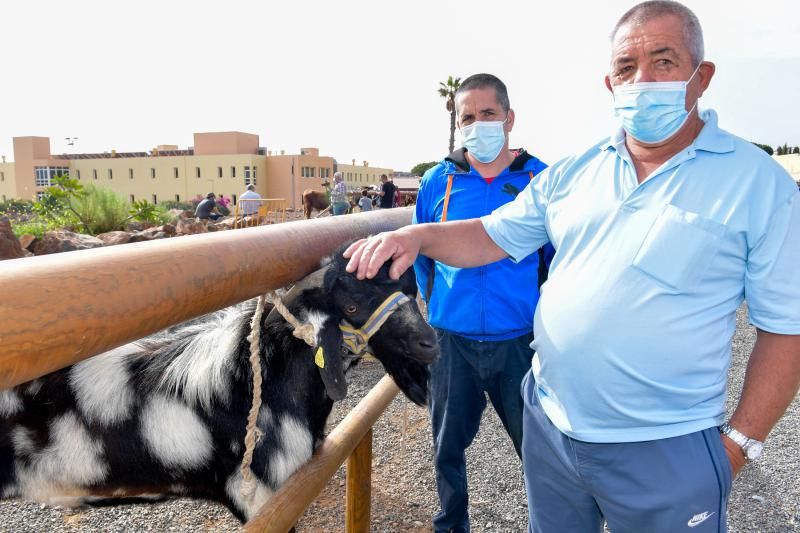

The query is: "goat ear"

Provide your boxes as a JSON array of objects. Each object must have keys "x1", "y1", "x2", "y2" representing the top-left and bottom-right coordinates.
[{"x1": 315, "y1": 318, "x2": 348, "y2": 401}]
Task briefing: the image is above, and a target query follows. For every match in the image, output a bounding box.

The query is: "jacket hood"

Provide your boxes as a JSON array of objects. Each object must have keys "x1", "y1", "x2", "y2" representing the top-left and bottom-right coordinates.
[{"x1": 443, "y1": 147, "x2": 537, "y2": 174}]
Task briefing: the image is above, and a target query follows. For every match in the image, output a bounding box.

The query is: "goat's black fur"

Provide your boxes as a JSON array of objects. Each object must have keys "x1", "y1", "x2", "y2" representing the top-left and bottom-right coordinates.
[{"x1": 0, "y1": 245, "x2": 437, "y2": 521}]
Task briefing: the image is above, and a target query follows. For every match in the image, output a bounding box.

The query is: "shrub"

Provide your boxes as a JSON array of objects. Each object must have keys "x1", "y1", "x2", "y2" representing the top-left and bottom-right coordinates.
[{"x1": 70, "y1": 185, "x2": 133, "y2": 235}]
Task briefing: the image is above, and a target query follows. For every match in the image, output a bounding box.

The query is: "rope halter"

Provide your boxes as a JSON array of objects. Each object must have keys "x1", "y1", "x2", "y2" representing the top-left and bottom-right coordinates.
[{"x1": 339, "y1": 291, "x2": 410, "y2": 356}]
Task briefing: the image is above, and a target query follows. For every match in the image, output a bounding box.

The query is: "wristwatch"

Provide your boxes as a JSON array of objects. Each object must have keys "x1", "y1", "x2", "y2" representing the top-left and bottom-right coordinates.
[{"x1": 720, "y1": 423, "x2": 764, "y2": 461}]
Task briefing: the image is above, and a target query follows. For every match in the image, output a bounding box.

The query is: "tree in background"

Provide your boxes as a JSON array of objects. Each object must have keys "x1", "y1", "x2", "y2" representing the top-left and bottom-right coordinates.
[
  {"x1": 439, "y1": 76, "x2": 461, "y2": 154},
  {"x1": 411, "y1": 161, "x2": 438, "y2": 176},
  {"x1": 752, "y1": 142, "x2": 774, "y2": 156},
  {"x1": 793, "y1": 147, "x2": 800, "y2": 155},
  {"x1": 777, "y1": 145, "x2": 785, "y2": 155}
]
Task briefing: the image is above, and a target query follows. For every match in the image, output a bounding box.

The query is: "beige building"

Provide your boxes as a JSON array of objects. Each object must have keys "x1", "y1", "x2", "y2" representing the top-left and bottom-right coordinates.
[
  {"x1": 0, "y1": 133, "x2": 387, "y2": 210},
  {"x1": 337, "y1": 159, "x2": 394, "y2": 191},
  {"x1": 774, "y1": 154, "x2": 800, "y2": 185}
]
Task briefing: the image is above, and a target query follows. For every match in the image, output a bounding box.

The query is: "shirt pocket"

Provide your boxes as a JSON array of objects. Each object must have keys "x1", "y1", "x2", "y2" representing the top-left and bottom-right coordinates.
[{"x1": 632, "y1": 204, "x2": 727, "y2": 291}]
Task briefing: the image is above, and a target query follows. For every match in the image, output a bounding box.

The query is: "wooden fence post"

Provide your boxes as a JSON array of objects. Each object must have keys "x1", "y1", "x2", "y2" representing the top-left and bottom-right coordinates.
[{"x1": 346, "y1": 428, "x2": 372, "y2": 533}]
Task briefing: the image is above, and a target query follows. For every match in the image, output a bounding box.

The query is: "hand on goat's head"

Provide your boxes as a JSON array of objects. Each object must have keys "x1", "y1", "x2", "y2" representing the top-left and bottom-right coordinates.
[{"x1": 307, "y1": 246, "x2": 438, "y2": 406}]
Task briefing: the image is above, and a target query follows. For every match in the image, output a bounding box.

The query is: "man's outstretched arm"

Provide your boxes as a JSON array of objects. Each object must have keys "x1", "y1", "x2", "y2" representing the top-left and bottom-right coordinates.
[{"x1": 344, "y1": 219, "x2": 507, "y2": 280}]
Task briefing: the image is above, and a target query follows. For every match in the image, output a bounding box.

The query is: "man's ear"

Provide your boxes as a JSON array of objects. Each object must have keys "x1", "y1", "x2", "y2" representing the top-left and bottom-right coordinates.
[{"x1": 315, "y1": 317, "x2": 348, "y2": 400}]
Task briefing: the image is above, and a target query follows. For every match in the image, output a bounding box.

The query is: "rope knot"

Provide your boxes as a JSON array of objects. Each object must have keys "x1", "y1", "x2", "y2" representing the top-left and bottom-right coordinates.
[{"x1": 292, "y1": 324, "x2": 317, "y2": 347}]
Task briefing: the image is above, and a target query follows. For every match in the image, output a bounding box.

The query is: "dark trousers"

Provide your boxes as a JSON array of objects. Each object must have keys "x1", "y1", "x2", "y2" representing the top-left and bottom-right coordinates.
[{"x1": 430, "y1": 328, "x2": 533, "y2": 533}]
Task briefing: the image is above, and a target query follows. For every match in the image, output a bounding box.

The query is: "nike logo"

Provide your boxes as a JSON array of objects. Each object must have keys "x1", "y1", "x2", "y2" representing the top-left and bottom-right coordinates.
[{"x1": 687, "y1": 511, "x2": 715, "y2": 528}]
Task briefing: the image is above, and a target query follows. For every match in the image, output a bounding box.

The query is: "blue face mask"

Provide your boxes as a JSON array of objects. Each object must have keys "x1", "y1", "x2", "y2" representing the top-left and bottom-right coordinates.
[
  {"x1": 612, "y1": 65, "x2": 700, "y2": 144},
  {"x1": 460, "y1": 119, "x2": 507, "y2": 163}
]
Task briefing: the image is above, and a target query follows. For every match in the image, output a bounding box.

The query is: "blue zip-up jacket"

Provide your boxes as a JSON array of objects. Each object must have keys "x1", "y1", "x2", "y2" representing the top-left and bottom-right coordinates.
[{"x1": 413, "y1": 148, "x2": 553, "y2": 341}]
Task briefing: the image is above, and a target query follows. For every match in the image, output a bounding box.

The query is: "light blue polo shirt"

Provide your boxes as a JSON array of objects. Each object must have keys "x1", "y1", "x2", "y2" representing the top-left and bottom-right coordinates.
[{"x1": 481, "y1": 109, "x2": 800, "y2": 443}]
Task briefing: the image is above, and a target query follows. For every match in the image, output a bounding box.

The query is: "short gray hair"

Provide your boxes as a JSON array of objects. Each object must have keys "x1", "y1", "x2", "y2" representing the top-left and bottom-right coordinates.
[
  {"x1": 455, "y1": 73, "x2": 510, "y2": 114},
  {"x1": 246, "y1": 184, "x2": 255, "y2": 191},
  {"x1": 611, "y1": 1, "x2": 704, "y2": 67}
]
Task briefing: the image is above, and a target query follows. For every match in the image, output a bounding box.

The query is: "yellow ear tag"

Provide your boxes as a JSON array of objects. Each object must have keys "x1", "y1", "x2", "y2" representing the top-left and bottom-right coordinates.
[{"x1": 314, "y1": 347, "x2": 325, "y2": 369}]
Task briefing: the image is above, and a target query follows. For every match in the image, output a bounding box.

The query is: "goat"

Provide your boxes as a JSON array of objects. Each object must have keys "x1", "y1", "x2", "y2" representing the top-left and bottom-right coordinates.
[{"x1": 0, "y1": 245, "x2": 438, "y2": 521}]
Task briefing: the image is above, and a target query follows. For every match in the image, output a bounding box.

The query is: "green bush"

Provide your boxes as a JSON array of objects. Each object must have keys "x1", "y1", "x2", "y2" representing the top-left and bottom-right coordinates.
[
  {"x1": 10, "y1": 213, "x2": 75, "y2": 239},
  {"x1": 159, "y1": 200, "x2": 194, "y2": 212},
  {"x1": 70, "y1": 185, "x2": 133, "y2": 235}
]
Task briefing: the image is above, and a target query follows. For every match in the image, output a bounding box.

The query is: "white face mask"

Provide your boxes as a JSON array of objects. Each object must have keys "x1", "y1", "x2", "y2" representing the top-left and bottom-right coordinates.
[
  {"x1": 459, "y1": 119, "x2": 507, "y2": 163},
  {"x1": 612, "y1": 63, "x2": 701, "y2": 144}
]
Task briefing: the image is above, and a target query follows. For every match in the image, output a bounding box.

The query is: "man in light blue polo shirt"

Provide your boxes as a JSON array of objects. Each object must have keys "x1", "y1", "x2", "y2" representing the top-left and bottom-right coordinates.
[{"x1": 344, "y1": 1, "x2": 800, "y2": 531}]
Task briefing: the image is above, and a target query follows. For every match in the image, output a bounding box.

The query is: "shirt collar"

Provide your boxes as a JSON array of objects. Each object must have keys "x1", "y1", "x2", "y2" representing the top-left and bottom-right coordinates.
[{"x1": 600, "y1": 108, "x2": 735, "y2": 155}]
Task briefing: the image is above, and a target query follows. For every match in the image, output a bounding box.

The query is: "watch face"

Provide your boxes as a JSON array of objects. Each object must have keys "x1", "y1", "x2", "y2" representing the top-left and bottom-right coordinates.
[{"x1": 745, "y1": 441, "x2": 764, "y2": 460}]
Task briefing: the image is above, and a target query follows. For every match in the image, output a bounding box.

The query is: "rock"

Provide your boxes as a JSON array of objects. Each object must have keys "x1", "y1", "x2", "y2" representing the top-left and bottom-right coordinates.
[
  {"x1": 127, "y1": 232, "x2": 155, "y2": 243},
  {"x1": 0, "y1": 216, "x2": 27, "y2": 260},
  {"x1": 96, "y1": 231, "x2": 132, "y2": 246},
  {"x1": 124, "y1": 220, "x2": 146, "y2": 232},
  {"x1": 176, "y1": 218, "x2": 208, "y2": 235},
  {"x1": 18, "y1": 234, "x2": 36, "y2": 250},
  {"x1": 31, "y1": 230, "x2": 105, "y2": 255}
]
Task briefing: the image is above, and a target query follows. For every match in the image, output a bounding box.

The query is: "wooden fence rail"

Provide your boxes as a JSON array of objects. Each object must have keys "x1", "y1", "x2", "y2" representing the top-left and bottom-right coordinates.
[
  {"x1": 0, "y1": 207, "x2": 412, "y2": 389},
  {"x1": 244, "y1": 375, "x2": 399, "y2": 533}
]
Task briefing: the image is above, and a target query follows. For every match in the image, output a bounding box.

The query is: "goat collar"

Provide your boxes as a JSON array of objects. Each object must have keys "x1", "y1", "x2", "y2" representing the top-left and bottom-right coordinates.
[{"x1": 339, "y1": 291, "x2": 410, "y2": 355}]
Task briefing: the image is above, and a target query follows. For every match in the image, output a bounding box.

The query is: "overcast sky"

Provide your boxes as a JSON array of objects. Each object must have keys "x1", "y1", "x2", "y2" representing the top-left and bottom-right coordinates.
[{"x1": 2, "y1": 0, "x2": 798, "y2": 172}]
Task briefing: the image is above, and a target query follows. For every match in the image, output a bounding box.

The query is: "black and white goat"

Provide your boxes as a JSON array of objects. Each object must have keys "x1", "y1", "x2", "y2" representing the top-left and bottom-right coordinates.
[{"x1": 0, "y1": 247, "x2": 438, "y2": 521}]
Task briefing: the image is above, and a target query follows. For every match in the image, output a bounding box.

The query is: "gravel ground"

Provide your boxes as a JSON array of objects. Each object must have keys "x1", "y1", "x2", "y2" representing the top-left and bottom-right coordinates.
[{"x1": 1, "y1": 306, "x2": 797, "y2": 532}]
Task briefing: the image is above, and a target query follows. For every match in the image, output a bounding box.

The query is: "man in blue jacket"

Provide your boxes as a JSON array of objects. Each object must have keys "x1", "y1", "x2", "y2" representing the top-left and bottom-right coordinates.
[{"x1": 413, "y1": 73, "x2": 552, "y2": 533}]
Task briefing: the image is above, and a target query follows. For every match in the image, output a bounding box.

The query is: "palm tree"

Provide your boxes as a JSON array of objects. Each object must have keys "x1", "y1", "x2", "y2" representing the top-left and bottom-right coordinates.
[{"x1": 438, "y1": 76, "x2": 461, "y2": 154}]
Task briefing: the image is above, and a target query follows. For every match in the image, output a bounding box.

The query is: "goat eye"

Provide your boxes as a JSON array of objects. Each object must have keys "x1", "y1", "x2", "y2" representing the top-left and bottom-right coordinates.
[{"x1": 345, "y1": 304, "x2": 358, "y2": 314}]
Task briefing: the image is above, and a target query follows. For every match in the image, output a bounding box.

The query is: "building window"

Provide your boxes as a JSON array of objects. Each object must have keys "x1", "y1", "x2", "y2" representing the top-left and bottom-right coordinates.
[
  {"x1": 76, "y1": 170, "x2": 81, "y2": 180},
  {"x1": 173, "y1": 167, "x2": 179, "y2": 179},
  {"x1": 130, "y1": 194, "x2": 135, "y2": 203},
  {"x1": 152, "y1": 194, "x2": 158, "y2": 204},
  {"x1": 150, "y1": 168, "x2": 156, "y2": 179},
  {"x1": 92, "y1": 169, "x2": 98, "y2": 181},
  {"x1": 253, "y1": 167, "x2": 257, "y2": 185},
  {"x1": 175, "y1": 194, "x2": 180, "y2": 202},
  {"x1": 35, "y1": 166, "x2": 70, "y2": 187},
  {"x1": 217, "y1": 166, "x2": 223, "y2": 178},
  {"x1": 0, "y1": 172, "x2": 4, "y2": 182},
  {"x1": 2, "y1": 195, "x2": 5, "y2": 202},
  {"x1": 196, "y1": 167, "x2": 201, "y2": 178},
  {"x1": 129, "y1": 168, "x2": 134, "y2": 179},
  {"x1": 244, "y1": 166, "x2": 251, "y2": 186},
  {"x1": 233, "y1": 194, "x2": 237, "y2": 205},
  {"x1": 108, "y1": 169, "x2": 113, "y2": 180},
  {"x1": 231, "y1": 166, "x2": 236, "y2": 178}
]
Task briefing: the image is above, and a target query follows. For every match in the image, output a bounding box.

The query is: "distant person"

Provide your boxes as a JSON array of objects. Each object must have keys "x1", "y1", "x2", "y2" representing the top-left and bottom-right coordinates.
[
  {"x1": 374, "y1": 174, "x2": 397, "y2": 209},
  {"x1": 239, "y1": 184, "x2": 262, "y2": 216},
  {"x1": 195, "y1": 192, "x2": 222, "y2": 221},
  {"x1": 330, "y1": 172, "x2": 349, "y2": 216},
  {"x1": 394, "y1": 187, "x2": 402, "y2": 208},
  {"x1": 217, "y1": 194, "x2": 231, "y2": 209},
  {"x1": 358, "y1": 189, "x2": 373, "y2": 212}
]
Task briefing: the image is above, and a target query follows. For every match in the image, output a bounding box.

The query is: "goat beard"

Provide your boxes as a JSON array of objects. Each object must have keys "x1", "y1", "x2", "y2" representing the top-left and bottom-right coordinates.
[{"x1": 378, "y1": 358, "x2": 430, "y2": 407}]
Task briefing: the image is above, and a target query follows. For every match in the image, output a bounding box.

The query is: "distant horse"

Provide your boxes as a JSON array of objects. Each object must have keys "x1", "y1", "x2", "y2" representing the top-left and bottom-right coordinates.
[
  {"x1": 302, "y1": 190, "x2": 330, "y2": 219},
  {"x1": 302, "y1": 181, "x2": 331, "y2": 219}
]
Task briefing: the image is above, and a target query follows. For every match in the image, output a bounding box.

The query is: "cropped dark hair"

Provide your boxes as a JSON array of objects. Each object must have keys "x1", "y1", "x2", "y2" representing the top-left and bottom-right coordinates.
[{"x1": 455, "y1": 73, "x2": 510, "y2": 113}]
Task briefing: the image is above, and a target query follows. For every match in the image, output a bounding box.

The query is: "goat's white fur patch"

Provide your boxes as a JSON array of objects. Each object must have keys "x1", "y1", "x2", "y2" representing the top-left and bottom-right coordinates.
[
  {"x1": 15, "y1": 412, "x2": 108, "y2": 504},
  {"x1": 70, "y1": 346, "x2": 136, "y2": 426},
  {"x1": 304, "y1": 311, "x2": 330, "y2": 344},
  {"x1": 0, "y1": 389, "x2": 23, "y2": 416},
  {"x1": 270, "y1": 415, "x2": 313, "y2": 486},
  {"x1": 158, "y1": 307, "x2": 246, "y2": 410},
  {"x1": 140, "y1": 395, "x2": 213, "y2": 470},
  {"x1": 25, "y1": 380, "x2": 42, "y2": 396},
  {"x1": 225, "y1": 469, "x2": 274, "y2": 520}
]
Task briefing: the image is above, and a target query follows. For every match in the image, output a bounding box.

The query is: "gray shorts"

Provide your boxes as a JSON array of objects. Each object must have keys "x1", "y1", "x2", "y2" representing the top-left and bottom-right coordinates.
[{"x1": 521, "y1": 372, "x2": 733, "y2": 533}]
